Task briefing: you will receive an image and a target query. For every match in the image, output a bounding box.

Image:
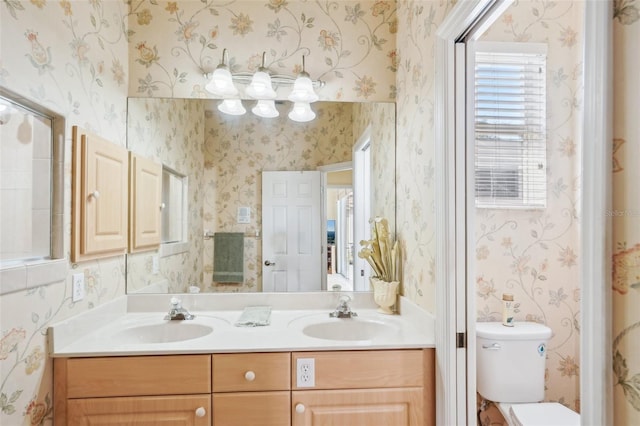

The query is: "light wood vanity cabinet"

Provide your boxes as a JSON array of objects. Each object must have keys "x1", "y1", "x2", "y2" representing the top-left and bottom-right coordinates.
[
  {"x1": 54, "y1": 349, "x2": 434, "y2": 426},
  {"x1": 291, "y1": 350, "x2": 434, "y2": 426},
  {"x1": 54, "y1": 355, "x2": 212, "y2": 425}
]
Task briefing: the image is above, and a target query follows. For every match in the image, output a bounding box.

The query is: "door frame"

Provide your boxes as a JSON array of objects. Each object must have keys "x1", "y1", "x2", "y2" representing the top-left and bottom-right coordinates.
[
  {"x1": 318, "y1": 161, "x2": 353, "y2": 290},
  {"x1": 434, "y1": 1, "x2": 613, "y2": 425},
  {"x1": 353, "y1": 125, "x2": 373, "y2": 292}
]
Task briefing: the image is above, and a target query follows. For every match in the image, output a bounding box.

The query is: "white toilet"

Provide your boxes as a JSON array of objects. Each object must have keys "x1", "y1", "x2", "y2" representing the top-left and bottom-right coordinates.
[{"x1": 476, "y1": 322, "x2": 580, "y2": 426}]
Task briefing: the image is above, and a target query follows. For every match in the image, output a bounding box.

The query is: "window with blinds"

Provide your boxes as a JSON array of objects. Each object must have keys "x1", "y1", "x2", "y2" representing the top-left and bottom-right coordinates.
[{"x1": 474, "y1": 42, "x2": 547, "y2": 209}]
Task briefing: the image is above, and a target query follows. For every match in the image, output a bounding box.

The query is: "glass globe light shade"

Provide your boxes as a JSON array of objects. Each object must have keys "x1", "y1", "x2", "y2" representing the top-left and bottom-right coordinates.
[
  {"x1": 288, "y1": 75, "x2": 318, "y2": 103},
  {"x1": 252, "y1": 100, "x2": 279, "y2": 118},
  {"x1": 205, "y1": 66, "x2": 238, "y2": 97},
  {"x1": 217, "y1": 99, "x2": 246, "y2": 116},
  {"x1": 288, "y1": 102, "x2": 316, "y2": 122},
  {"x1": 246, "y1": 70, "x2": 277, "y2": 99}
]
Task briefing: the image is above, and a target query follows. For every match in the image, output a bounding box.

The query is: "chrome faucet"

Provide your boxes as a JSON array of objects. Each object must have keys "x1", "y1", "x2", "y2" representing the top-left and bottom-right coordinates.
[
  {"x1": 165, "y1": 297, "x2": 195, "y2": 320},
  {"x1": 330, "y1": 295, "x2": 357, "y2": 318}
]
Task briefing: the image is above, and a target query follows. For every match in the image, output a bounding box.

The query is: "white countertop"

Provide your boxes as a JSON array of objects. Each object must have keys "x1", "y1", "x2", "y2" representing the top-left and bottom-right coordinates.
[{"x1": 48, "y1": 292, "x2": 435, "y2": 357}]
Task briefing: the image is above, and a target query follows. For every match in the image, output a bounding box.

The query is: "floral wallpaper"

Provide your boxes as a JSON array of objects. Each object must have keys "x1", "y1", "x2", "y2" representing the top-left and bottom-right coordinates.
[
  {"x1": 0, "y1": 1, "x2": 129, "y2": 425},
  {"x1": 612, "y1": 0, "x2": 640, "y2": 424},
  {"x1": 353, "y1": 102, "x2": 397, "y2": 226},
  {"x1": 474, "y1": 1, "x2": 584, "y2": 423},
  {"x1": 394, "y1": 0, "x2": 452, "y2": 311},
  {"x1": 126, "y1": 97, "x2": 205, "y2": 293},
  {"x1": 128, "y1": 0, "x2": 397, "y2": 102},
  {"x1": 202, "y1": 101, "x2": 353, "y2": 291},
  {"x1": 1, "y1": 0, "x2": 633, "y2": 424}
]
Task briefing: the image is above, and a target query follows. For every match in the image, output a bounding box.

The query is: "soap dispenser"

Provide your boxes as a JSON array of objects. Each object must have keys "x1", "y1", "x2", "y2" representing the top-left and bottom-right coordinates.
[{"x1": 502, "y1": 293, "x2": 514, "y2": 327}]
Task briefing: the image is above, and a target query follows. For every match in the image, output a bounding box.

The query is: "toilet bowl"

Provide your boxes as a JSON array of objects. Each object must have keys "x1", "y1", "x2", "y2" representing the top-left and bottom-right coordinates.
[{"x1": 476, "y1": 322, "x2": 580, "y2": 426}]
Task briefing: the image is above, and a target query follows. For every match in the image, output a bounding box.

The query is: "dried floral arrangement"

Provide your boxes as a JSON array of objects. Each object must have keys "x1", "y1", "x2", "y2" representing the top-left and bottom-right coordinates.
[{"x1": 357, "y1": 217, "x2": 399, "y2": 282}]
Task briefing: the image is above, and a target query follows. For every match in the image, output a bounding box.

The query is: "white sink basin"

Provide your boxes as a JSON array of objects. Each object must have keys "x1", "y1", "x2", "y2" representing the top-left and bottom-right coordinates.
[
  {"x1": 112, "y1": 321, "x2": 214, "y2": 344},
  {"x1": 302, "y1": 320, "x2": 398, "y2": 341},
  {"x1": 290, "y1": 314, "x2": 401, "y2": 342}
]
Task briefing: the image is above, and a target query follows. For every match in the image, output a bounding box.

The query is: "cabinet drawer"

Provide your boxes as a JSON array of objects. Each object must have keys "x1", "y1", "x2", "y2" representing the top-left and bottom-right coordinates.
[
  {"x1": 63, "y1": 355, "x2": 211, "y2": 398},
  {"x1": 291, "y1": 350, "x2": 424, "y2": 390},
  {"x1": 68, "y1": 394, "x2": 211, "y2": 425},
  {"x1": 213, "y1": 391, "x2": 291, "y2": 426},
  {"x1": 213, "y1": 352, "x2": 290, "y2": 392}
]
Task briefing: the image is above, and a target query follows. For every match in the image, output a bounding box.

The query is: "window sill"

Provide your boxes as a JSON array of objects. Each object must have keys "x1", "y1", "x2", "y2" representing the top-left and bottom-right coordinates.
[{"x1": 0, "y1": 258, "x2": 67, "y2": 295}]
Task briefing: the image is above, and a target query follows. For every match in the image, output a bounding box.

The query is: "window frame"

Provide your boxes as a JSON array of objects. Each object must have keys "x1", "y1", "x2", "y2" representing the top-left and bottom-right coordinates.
[{"x1": 0, "y1": 86, "x2": 66, "y2": 295}]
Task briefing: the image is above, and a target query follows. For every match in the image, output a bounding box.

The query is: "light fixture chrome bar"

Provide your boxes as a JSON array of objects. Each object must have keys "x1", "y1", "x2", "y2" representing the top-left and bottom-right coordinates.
[{"x1": 204, "y1": 72, "x2": 325, "y2": 89}]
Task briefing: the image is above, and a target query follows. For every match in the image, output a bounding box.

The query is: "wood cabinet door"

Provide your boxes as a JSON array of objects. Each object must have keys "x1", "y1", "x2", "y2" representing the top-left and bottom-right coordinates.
[
  {"x1": 67, "y1": 395, "x2": 211, "y2": 425},
  {"x1": 82, "y1": 132, "x2": 128, "y2": 254},
  {"x1": 129, "y1": 153, "x2": 162, "y2": 252},
  {"x1": 213, "y1": 391, "x2": 291, "y2": 426},
  {"x1": 71, "y1": 127, "x2": 128, "y2": 261},
  {"x1": 292, "y1": 388, "x2": 423, "y2": 426}
]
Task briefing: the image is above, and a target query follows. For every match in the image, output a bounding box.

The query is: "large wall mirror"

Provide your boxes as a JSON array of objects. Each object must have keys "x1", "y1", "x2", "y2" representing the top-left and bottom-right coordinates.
[{"x1": 126, "y1": 97, "x2": 395, "y2": 294}]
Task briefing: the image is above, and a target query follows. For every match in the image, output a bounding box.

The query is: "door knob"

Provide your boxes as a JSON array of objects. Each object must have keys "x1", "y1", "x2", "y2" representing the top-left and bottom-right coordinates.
[{"x1": 264, "y1": 260, "x2": 276, "y2": 266}]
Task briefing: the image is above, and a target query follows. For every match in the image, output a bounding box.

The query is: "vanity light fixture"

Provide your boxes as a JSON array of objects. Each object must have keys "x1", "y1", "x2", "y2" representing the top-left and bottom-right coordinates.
[
  {"x1": 205, "y1": 48, "x2": 239, "y2": 97},
  {"x1": 204, "y1": 52, "x2": 324, "y2": 121}
]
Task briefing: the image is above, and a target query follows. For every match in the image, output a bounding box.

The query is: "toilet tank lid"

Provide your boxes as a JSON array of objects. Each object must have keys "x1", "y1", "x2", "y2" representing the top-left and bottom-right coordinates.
[{"x1": 476, "y1": 322, "x2": 552, "y2": 340}]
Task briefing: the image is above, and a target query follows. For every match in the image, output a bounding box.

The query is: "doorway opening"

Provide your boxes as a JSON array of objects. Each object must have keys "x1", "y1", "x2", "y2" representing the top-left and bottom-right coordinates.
[{"x1": 322, "y1": 163, "x2": 355, "y2": 292}]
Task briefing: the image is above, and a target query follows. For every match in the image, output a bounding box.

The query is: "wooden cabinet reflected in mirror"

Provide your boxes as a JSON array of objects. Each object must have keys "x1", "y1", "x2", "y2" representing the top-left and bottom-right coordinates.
[{"x1": 126, "y1": 98, "x2": 395, "y2": 294}]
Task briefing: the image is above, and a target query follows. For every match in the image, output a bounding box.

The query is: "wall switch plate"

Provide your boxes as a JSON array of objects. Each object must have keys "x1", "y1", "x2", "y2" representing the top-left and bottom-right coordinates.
[
  {"x1": 296, "y1": 358, "x2": 315, "y2": 388},
  {"x1": 237, "y1": 206, "x2": 251, "y2": 224},
  {"x1": 72, "y1": 273, "x2": 85, "y2": 302}
]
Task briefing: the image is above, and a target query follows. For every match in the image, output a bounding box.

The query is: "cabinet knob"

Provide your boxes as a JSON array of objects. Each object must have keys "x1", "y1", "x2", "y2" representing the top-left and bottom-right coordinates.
[
  {"x1": 88, "y1": 190, "x2": 100, "y2": 199},
  {"x1": 295, "y1": 403, "x2": 305, "y2": 414},
  {"x1": 244, "y1": 370, "x2": 256, "y2": 381},
  {"x1": 160, "y1": 202, "x2": 166, "y2": 210},
  {"x1": 195, "y1": 406, "x2": 206, "y2": 417}
]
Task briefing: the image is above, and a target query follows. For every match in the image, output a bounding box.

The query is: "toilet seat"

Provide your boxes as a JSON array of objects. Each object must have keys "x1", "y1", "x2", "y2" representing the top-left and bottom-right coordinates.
[{"x1": 498, "y1": 402, "x2": 580, "y2": 426}]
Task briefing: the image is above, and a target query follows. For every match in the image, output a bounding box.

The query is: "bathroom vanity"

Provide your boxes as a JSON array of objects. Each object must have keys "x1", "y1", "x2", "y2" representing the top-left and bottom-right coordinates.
[{"x1": 49, "y1": 293, "x2": 435, "y2": 426}]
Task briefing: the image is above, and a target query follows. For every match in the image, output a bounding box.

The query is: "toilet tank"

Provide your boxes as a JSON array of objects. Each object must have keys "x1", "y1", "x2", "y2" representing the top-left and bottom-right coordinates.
[{"x1": 476, "y1": 322, "x2": 552, "y2": 403}]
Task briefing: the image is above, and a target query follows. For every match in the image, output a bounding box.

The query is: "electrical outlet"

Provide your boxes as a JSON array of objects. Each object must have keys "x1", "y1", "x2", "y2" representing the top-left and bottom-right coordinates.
[
  {"x1": 296, "y1": 358, "x2": 315, "y2": 388},
  {"x1": 152, "y1": 255, "x2": 159, "y2": 274},
  {"x1": 72, "y1": 273, "x2": 85, "y2": 302}
]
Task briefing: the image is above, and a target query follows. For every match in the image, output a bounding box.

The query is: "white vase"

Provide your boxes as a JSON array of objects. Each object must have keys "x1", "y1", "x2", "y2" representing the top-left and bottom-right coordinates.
[{"x1": 370, "y1": 277, "x2": 399, "y2": 314}]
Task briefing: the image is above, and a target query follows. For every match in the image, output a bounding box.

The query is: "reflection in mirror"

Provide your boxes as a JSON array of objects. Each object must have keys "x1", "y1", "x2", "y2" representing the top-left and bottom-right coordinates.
[
  {"x1": 126, "y1": 98, "x2": 395, "y2": 294},
  {"x1": 161, "y1": 166, "x2": 186, "y2": 244}
]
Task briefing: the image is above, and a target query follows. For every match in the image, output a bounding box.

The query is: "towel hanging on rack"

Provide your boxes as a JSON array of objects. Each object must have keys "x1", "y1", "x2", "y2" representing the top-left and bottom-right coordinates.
[{"x1": 212, "y1": 232, "x2": 244, "y2": 283}]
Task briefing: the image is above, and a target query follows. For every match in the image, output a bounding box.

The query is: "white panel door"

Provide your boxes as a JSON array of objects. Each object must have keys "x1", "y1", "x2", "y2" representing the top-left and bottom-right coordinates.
[{"x1": 262, "y1": 171, "x2": 322, "y2": 292}]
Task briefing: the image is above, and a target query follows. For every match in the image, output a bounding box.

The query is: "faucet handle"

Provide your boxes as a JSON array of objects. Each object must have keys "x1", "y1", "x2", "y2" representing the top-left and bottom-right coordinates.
[
  {"x1": 170, "y1": 297, "x2": 181, "y2": 308},
  {"x1": 338, "y1": 295, "x2": 351, "y2": 306}
]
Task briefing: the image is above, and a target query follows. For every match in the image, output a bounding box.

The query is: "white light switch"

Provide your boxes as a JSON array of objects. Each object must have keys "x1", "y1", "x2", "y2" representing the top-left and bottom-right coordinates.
[{"x1": 237, "y1": 206, "x2": 251, "y2": 224}]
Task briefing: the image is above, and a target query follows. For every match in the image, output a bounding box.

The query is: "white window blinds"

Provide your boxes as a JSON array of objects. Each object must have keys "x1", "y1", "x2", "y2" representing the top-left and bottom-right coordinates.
[{"x1": 474, "y1": 42, "x2": 547, "y2": 209}]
